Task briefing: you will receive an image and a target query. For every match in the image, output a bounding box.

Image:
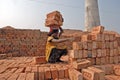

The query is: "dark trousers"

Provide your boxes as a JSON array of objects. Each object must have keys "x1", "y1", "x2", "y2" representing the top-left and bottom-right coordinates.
[{"x1": 48, "y1": 48, "x2": 67, "y2": 63}]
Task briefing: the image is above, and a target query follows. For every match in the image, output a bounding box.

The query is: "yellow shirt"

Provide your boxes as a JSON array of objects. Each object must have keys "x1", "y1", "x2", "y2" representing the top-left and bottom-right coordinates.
[
  {"x1": 45, "y1": 36, "x2": 57, "y2": 62},
  {"x1": 45, "y1": 36, "x2": 67, "y2": 62}
]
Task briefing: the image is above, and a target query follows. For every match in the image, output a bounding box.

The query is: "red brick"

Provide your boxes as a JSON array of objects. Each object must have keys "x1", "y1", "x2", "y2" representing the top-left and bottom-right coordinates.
[
  {"x1": 57, "y1": 67, "x2": 65, "y2": 79},
  {"x1": 113, "y1": 56, "x2": 119, "y2": 64},
  {"x1": 92, "y1": 41, "x2": 97, "y2": 49},
  {"x1": 118, "y1": 56, "x2": 120, "y2": 63},
  {"x1": 104, "y1": 33, "x2": 110, "y2": 41},
  {"x1": 81, "y1": 34, "x2": 92, "y2": 41},
  {"x1": 97, "y1": 41, "x2": 102, "y2": 49},
  {"x1": 33, "y1": 56, "x2": 46, "y2": 64},
  {"x1": 50, "y1": 67, "x2": 58, "y2": 79},
  {"x1": 92, "y1": 50, "x2": 97, "y2": 58},
  {"x1": 7, "y1": 73, "x2": 19, "y2": 80},
  {"x1": 110, "y1": 49, "x2": 114, "y2": 57},
  {"x1": 110, "y1": 42, "x2": 114, "y2": 49},
  {"x1": 105, "y1": 41, "x2": 110, "y2": 49},
  {"x1": 31, "y1": 66, "x2": 38, "y2": 73},
  {"x1": 82, "y1": 50, "x2": 88, "y2": 58},
  {"x1": 82, "y1": 41, "x2": 88, "y2": 49},
  {"x1": 102, "y1": 41, "x2": 106, "y2": 49},
  {"x1": 63, "y1": 67, "x2": 69, "y2": 78},
  {"x1": 78, "y1": 50, "x2": 83, "y2": 59},
  {"x1": 106, "y1": 49, "x2": 110, "y2": 56},
  {"x1": 17, "y1": 73, "x2": 26, "y2": 80},
  {"x1": 82, "y1": 69, "x2": 95, "y2": 80},
  {"x1": 105, "y1": 56, "x2": 110, "y2": 64},
  {"x1": 31, "y1": 66, "x2": 38, "y2": 80},
  {"x1": 101, "y1": 57, "x2": 106, "y2": 65},
  {"x1": 91, "y1": 33, "x2": 103, "y2": 41},
  {"x1": 44, "y1": 67, "x2": 52, "y2": 79},
  {"x1": 113, "y1": 49, "x2": 119, "y2": 56},
  {"x1": 88, "y1": 67, "x2": 105, "y2": 80},
  {"x1": 72, "y1": 59, "x2": 91, "y2": 69},
  {"x1": 97, "y1": 49, "x2": 102, "y2": 57},
  {"x1": 102, "y1": 64, "x2": 114, "y2": 75},
  {"x1": 109, "y1": 34, "x2": 116, "y2": 41},
  {"x1": 15, "y1": 67, "x2": 25, "y2": 73},
  {"x1": 69, "y1": 58, "x2": 77, "y2": 63},
  {"x1": 73, "y1": 42, "x2": 83, "y2": 50},
  {"x1": 113, "y1": 41, "x2": 118, "y2": 48},
  {"x1": 26, "y1": 73, "x2": 34, "y2": 80},
  {"x1": 88, "y1": 41, "x2": 92, "y2": 50},
  {"x1": 101, "y1": 49, "x2": 106, "y2": 57},
  {"x1": 68, "y1": 50, "x2": 79, "y2": 59},
  {"x1": 105, "y1": 75, "x2": 120, "y2": 80},
  {"x1": 118, "y1": 47, "x2": 120, "y2": 55},
  {"x1": 39, "y1": 67, "x2": 45, "y2": 80},
  {"x1": 87, "y1": 58, "x2": 96, "y2": 65},
  {"x1": 110, "y1": 57, "x2": 114, "y2": 64},
  {"x1": 25, "y1": 67, "x2": 32, "y2": 73},
  {"x1": 96, "y1": 57, "x2": 101, "y2": 65},
  {"x1": 69, "y1": 69, "x2": 83, "y2": 80}
]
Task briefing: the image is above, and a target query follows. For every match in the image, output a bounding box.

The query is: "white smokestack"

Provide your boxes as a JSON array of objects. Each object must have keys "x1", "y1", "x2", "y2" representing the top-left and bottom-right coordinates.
[{"x1": 85, "y1": 0, "x2": 100, "y2": 31}]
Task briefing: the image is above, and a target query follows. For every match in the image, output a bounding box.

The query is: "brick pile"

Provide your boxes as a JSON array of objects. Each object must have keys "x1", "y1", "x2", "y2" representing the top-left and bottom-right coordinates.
[
  {"x1": 0, "y1": 27, "x2": 83, "y2": 58},
  {"x1": 68, "y1": 26, "x2": 120, "y2": 65},
  {"x1": 82, "y1": 66, "x2": 105, "y2": 80},
  {"x1": 0, "y1": 28, "x2": 47, "y2": 57},
  {"x1": 93, "y1": 64, "x2": 120, "y2": 80},
  {"x1": 0, "y1": 57, "x2": 70, "y2": 80}
]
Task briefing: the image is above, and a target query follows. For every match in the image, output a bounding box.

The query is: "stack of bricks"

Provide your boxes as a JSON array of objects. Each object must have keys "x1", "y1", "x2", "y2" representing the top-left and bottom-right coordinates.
[
  {"x1": 68, "y1": 26, "x2": 120, "y2": 65},
  {"x1": 0, "y1": 28, "x2": 47, "y2": 57},
  {"x1": 31, "y1": 64, "x2": 70, "y2": 80},
  {"x1": 82, "y1": 66, "x2": 105, "y2": 80},
  {"x1": 45, "y1": 11, "x2": 63, "y2": 27},
  {"x1": 93, "y1": 64, "x2": 120, "y2": 80}
]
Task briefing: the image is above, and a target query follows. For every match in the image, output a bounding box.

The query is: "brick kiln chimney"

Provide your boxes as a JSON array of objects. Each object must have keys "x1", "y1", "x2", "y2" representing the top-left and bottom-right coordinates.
[{"x1": 85, "y1": 0, "x2": 100, "y2": 31}]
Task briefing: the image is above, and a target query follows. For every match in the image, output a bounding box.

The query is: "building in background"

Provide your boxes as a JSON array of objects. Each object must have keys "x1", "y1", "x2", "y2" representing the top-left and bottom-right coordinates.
[{"x1": 85, "y1": 0, "x2": 100, "y2": 31}]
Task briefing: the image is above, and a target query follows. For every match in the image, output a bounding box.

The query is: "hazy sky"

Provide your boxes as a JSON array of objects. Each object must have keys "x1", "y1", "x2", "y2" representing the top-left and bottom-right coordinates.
[{"x1": 0, "y1": 0, "x2": 120, "y2": 33}]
